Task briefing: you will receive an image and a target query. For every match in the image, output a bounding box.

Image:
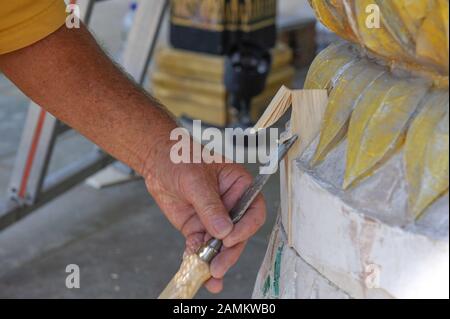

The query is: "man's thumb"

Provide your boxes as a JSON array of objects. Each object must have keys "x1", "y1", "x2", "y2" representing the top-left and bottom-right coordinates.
[{"x1": 189, "y1": 186, "x2": 233, "y2": 239}]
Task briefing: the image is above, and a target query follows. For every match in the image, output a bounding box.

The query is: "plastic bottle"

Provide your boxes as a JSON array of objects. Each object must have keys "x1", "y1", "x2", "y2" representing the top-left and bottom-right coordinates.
[
  {"x1": 121, "y1": 2, "x2": 138, "y2": 43},
  {"x1": 117, "y1": 1, "x2": 138, "y2": 63}
]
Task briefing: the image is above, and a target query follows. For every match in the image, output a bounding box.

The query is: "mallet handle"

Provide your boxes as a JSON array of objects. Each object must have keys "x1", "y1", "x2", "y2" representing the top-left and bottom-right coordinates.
[{"x1": 158, "y1": 254, "x2": 211, "y2": 299}]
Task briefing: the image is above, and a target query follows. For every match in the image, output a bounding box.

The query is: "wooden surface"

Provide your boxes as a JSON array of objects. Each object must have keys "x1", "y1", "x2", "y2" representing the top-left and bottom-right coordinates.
[
  {"x1": 151, "y1": 45, "x2": 295, "y2": 126},
  {"x1": 286, "y1": 90, "x2": 328, "y2": 244},
  {"x1": 253, "y1": 88, "x2": 329, "y2": 245}
]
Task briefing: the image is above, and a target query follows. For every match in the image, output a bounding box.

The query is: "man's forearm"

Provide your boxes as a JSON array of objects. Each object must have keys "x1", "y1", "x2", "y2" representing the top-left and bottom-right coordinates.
[{"x1": 0, "y1": 25, "x2": 177, "y2": 176}]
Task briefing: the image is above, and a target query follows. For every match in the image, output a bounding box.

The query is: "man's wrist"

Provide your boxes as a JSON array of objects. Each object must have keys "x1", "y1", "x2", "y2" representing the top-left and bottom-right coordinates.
[{"x1": 138, "y1": 108, "x2": 179, "y2": 179}]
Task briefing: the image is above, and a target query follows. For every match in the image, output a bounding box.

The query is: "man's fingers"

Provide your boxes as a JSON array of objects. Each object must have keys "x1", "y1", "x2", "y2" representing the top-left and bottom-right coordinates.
[
  {"x1": 184, "y1": 232, "x2": 205, "y2": 256},
  {"x1": 210, "y1": 241, "x2": 247, "y2": 279},
  {"x1": 186, "y1": 173, "x2": 233, "y2": 239},
  {"x1": 205, "y1": 277, "x2": 223, "y2": 294},
  {"x1": 220, "y1": 171, "x2": 253, "y2": 211},
  {"x1": 223, "y1": 194, "x2": 266, "y2": 248},
  {"x1": 180, "y1": 214, "x2": 205, "y2": 238}
]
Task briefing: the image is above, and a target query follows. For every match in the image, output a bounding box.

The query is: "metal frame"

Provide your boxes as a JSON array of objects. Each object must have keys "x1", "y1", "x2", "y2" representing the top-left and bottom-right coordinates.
[{"x1": 0, "y1": 0, "x2": 168, "y2": 230}]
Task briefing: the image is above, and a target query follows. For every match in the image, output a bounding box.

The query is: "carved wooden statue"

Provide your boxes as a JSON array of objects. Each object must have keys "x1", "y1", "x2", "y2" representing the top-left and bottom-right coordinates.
[{"x1": 253, "y1": 0, "x2": 449, "y2": 299}]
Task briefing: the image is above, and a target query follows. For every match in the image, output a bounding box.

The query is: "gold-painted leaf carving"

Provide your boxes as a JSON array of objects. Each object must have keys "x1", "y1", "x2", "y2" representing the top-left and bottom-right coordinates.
[
  {"x1": 354, "y1": 0, "x2": 410, "y2": 60},
  {"x1": 405, "y1": 90, "x2": 449, "y2": 218},
  {"x1": 309, "y1": 0, "x2": 357, "y2": 42},
  {"x1": 344, "y1": 76, "x2": 429, "y2": 188},
  {"x1": 416, "y1": 0, "x2": 449, "y2": 72},
  {"x1": 304, "y1": 42, "x2": 358, "y2": 91},
  {"x1": 311, "y1": 60, "x2": 386, "y2": 165}
]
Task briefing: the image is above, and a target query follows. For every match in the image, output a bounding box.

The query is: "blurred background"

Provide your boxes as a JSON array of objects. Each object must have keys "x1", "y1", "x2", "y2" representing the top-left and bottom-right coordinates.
[{"x1": 0, "y1": 0, "x2": 336, "y2": 298}]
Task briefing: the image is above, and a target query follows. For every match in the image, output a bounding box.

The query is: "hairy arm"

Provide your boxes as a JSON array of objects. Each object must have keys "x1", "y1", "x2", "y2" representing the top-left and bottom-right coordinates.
[
  {"x1": 0, "y1": 25, "x2": 266, "y2": 294},
  {"x1": 0, "y1": 24, "x2": 176, "y2": 176}
]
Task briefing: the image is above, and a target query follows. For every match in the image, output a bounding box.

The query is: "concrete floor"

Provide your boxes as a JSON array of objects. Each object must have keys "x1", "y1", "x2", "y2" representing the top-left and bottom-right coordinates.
[{"x1": 0, "y1": 1, "x2": 307, "y2": 299}]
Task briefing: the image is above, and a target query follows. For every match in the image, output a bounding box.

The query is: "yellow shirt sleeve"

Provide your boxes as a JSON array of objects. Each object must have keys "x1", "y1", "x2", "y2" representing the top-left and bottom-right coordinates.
[{"x1": 0, "y1": 0, "x2": 67, "y2": 54}]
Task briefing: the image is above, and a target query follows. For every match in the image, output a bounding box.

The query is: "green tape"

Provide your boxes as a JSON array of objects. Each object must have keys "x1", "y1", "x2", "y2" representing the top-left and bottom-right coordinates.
[
  {"x1": 263, "y1": 275, "x2": 271, "y2": 297},
  {"x1": 273, "y1": 243, "x2": 284, "y2": 297}
]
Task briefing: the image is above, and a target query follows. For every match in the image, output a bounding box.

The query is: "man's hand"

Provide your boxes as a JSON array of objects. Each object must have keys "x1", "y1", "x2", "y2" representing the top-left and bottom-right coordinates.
[{"x1": 144, "y1": 141, "x2": 266, "y2": 294}]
